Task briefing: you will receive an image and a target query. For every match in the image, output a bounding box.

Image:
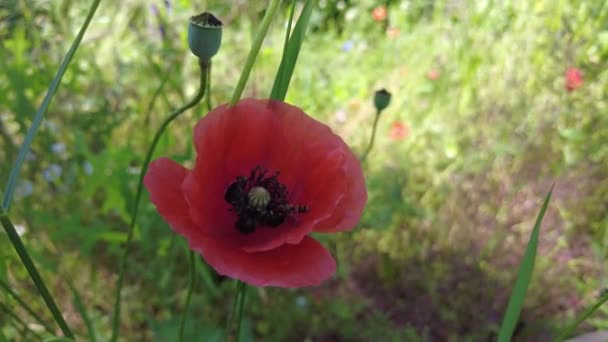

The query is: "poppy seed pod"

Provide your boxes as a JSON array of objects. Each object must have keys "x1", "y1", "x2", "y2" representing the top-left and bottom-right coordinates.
[
  {"x1": 374, "y1": 89, "x2": 391, "y2": 112},
  {"x1": 188, "y1": 12, "x2": 222, "y2": 61}
]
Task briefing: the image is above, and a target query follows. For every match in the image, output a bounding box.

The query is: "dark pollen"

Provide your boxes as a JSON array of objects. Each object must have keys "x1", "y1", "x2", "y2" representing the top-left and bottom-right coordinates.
[{"x1": 224, "y1": 166, "x2": 309, "y2": 234}]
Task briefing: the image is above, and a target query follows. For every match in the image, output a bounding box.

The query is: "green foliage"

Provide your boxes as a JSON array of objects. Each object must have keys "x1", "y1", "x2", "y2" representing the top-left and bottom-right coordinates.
[{"x1": 1, "y1": 0, "x2": 608, "y2": 340}]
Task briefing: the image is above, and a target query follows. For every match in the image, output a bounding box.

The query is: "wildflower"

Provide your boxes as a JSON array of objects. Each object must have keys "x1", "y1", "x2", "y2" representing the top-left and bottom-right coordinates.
[
  {"x1": 144, "y1": 99, "x2": 367, "y2": 287},
  {"x1": 426, "y1": 69, "x2": 440, "y2": 80},
  {"x1": 389, "y1": 121, "x2": 409, "y2": 141},
  {"x1": 83, "y1": 161, "x2": 94, "y2": 175},
  {"x1": 335, "y1": 109, "x2": 347, "y2": 123},
  {"x1": 43, "y1": 164, "x2": 62, "y2": 182},
  {"x1": 387, "y1": 27, "x2": 399, "y2": 39},
  {"x1": 565, "y1": 67, "x2": 583, "y2": 92},
  {"x1": 342, "y1": 40, "x2": 354, "y2": 52},
  {"x1": 51, "y1": 142, "x2": 66, "y2": 155},
  {"x1": 15, "y1": 181, "x2": 33, "y2": 199},
  {"x1": 372, "y1": 6, "x2": 387, "y2": 21}
]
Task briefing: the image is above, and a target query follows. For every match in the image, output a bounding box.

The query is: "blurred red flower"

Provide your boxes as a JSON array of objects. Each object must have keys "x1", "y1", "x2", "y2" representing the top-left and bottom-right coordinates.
[
  {"x1": 389, "y1": 121, "x2": 409, "y2": 141},
  {"x1": 144, "y1": 99, "x2": 367, "y2": 288},
  {"x1": 565, "y1": 67, "x2": 583, "y2": 92},
  {"x1": 387, "y1": 26, "x2": 399, "y2": 39},
  {"x1": 426, "y1": 69, "x2": 441, "y2": 80},
  {"x1": 372, "y1": 6, "x2": 387, "y2": 21}
]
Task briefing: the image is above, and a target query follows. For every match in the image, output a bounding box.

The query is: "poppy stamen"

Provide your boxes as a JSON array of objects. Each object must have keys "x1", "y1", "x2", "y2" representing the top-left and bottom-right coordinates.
[{"x1": 224, "y1": 166, "x2": 309, "y2": 234}]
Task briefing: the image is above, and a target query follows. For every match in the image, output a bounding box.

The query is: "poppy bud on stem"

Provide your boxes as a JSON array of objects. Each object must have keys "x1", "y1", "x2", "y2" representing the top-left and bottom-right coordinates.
[
  {"x1": 112, "y1": 12, "x2": 221, "y2": 342},
  {"x1": 361, "y1": 89, "x2": 392, "y2": 163},
  {"x1": 188, "y1": 12, "x2": 223, "y2": 63}
]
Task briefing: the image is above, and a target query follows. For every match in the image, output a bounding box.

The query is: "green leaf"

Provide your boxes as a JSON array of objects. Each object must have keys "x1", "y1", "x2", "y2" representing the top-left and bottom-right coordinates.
[
  {"x1": 497, "y1": 185, "x2": 554, "y2": 342},
  {"x1": 42, "y1": 338, "x2": 75, "y2": 342},
  {"x1": 270, "y1": 0, "x2": 314, "y2": 101}
]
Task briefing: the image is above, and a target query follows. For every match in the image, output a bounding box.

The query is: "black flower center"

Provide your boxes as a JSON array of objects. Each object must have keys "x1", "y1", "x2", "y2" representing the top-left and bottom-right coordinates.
[{"x1": 224, "y1": 166, "x2": 309, "y2": 234}]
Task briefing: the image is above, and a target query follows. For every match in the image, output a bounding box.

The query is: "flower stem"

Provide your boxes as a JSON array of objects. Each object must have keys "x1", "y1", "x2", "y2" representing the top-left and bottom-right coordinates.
[
  {"x1": 178, "y1": 250, "x2": 196, "y2": 342},
  {"x1": 360, "y1": 110, "x2": 382, "y2": 163},
  {"x1": 225, "y1": 280, "x2": 248, "y2": 341},
  {"x1": 554, "y1": 292, "x2": 608, "y2": 341},
  {"x1": 0, "y1": 210, "x2": 74, "y2": 338},
  {"x1": 206, "y1": 63, "x2": 213, "y2": 111},
  {"x1": 229, "y1": 0, "x2": 281, "y2": 105},
  {"x1": 234, "y1": 282, "x2": 248, "y2": 342},
  {"x1": 111, "y1": 59, "x2": 209, "y2": 342}
]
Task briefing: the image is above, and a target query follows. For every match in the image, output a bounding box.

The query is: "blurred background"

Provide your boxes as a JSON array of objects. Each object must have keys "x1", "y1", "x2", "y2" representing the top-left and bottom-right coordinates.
[{"x1": 1, "y1": 0, "x2": 608, "y2": 340}]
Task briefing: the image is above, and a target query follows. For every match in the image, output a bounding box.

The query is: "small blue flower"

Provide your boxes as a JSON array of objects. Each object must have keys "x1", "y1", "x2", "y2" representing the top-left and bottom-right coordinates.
[
  {"x1": 83, "y1": 161, "x2": 94, "y2": 175},
  {"x1": 16, "y1": 181, "x2": 33, "y2": 199},
  {"x1": 51, "y1": 142, "x2": 66, "y2": 155},
  {"x1": 43, "y1": 164, "x2": 62, "y2": 182},
  {"x1": 342, "y1": 40, "x2": 354, "y2": 52}
]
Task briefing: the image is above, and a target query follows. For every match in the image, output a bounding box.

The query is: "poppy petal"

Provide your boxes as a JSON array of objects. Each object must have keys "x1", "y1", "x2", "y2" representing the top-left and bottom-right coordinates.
[
  {"x1": 192, "y1": 235, "x2": 336, "y2": 288},
  {"x1": 314, "y1": 141, "x2": 367, "y2": 233},
  {"x1": 144, "y1": 157, "x2": 198, "y2": 237}
]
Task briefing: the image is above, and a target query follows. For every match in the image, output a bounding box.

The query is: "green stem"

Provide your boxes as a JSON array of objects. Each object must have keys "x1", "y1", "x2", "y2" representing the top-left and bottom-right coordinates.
[
  {"x1": 0, "y1": 210, "x2": 74, "y2": 338},
  {"x1": 555, "y1": 293, "x2": 608, "y2": 341},
  {"x1": 206, "y1": 63, "x2": 213, "y2": 111},
  {"x1": 2, "y1": 0, "x2": 101, "y2": 211},
  {"x1": 0, "y1": 278, "x2": 54, "y2": 334},
  {"x1": 111, "y1": 59, "x2": 209, "y2": 342},
  {"x1": 234, "y1": 282, "x2": 248, "y2": 342},
  {"x1": 178, "y1": 251, "x2": 196, "y2": 342},
  {"x1": 360, "y1": 110, "x2": 382, "y2": 163},
  {"x1": 229, "y1": 0, "x2": 281, "y2": 105}
]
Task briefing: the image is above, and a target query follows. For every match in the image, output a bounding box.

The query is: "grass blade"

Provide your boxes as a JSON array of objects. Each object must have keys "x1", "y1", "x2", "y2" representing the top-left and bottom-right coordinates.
[
  {"x1": 497, "y1": 185, "x2": 554, "y2": 342},
  {"x1": 69, "y1": 282, "x2": 97, "y2": 342},
  {"x1": 0, "y1": 210, "x2": 73, "y2": 338},
  {"x1": 0, "y1": 278, "x2": 54, "y2": 334},
  {"x1": 2, "y1": 0, "x2": 102, "y2": 211},
  {"x1": 270, "y1": 0, "x2": 314, "y2": 101},
  {"x1": 555, "y1": 291, "x2": 608, "y2": 341},
  {"x1": 229, "y1": 0, "x2": 282, "y2": 105}
]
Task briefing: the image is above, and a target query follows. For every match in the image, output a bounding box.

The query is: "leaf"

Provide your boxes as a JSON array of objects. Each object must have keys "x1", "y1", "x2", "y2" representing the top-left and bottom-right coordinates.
[
  {"x1": 270, "y1": 0, "x2": 314, "y2": 101},
  {"x1": 497, "y1": 185, "x2": 554, "y2": 342}
]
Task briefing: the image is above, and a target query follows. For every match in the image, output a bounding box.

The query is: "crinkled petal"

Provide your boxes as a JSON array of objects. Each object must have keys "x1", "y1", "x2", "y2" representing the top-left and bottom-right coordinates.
[
  {"x1": 143, "y1": 158, "x2": 198, "y2": 238},
  {"x1": 186, "y1": 99, "x2": 351, "y2": 252},
  {"x1": 191, "y1": 235, "x2": 336, "y2": 288},
  {"x1": 314, "y1": 139, "x2": 367, "y2": 233}
]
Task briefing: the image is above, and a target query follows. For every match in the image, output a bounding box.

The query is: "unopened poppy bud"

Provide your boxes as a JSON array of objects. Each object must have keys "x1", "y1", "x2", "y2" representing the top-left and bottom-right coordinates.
[
  {"x1": 374, "y1": 89, "x2": 391, "y2": 112},
  {"x1": 248, "y1": 186, "x2": 271, "y2": 210},
  {"x1": 188, "y1": 12, "x2": 222, "y2": 61}
]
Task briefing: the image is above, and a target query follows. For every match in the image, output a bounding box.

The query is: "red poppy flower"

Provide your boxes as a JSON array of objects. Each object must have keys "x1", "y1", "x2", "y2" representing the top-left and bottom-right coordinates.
[
  {"x1": 426, "y1": 69, "x2": 440, "y2": 80},
  {"x1": 389, "y1": 121, "x2": 409, "y2": 141},
  {"x1": 372, "y1": 6, "x2": 387, "y2": 21},
  {"x1": 565, "y1": 67, "x2": 583, "y2": 92},
  {"x1": 144, "y1": 99, "x2": 367, "y2": 288}
]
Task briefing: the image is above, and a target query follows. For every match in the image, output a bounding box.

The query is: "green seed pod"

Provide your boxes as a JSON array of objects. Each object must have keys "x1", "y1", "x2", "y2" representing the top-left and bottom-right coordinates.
[
  {"x1": 248, "y1": 186, "x2": 271, "y2": 210},
  {"x1": 374, "y1": 88, "x2": 392, "y2": 112},
  {"x1": 188, "y1": 12, "x2": 223, "y2": 61}
]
